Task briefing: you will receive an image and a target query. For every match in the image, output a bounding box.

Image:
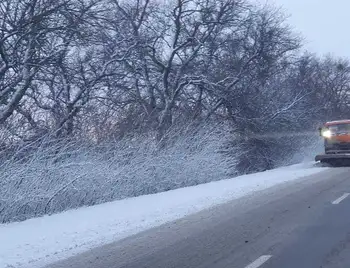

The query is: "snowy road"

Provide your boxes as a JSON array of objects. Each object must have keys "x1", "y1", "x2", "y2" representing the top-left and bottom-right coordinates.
[
  {"x1": 45, "y1": 167, "x2": 350, "y2": 268},
  {"x1": 0, "y1": 163, "x2": 330, "y2": 268}
]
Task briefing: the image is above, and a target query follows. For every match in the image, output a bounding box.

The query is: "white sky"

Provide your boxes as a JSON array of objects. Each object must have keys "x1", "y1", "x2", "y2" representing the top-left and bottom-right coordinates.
[{"x1": 255, "y1": 0, "x2": 350, "y2": 58}]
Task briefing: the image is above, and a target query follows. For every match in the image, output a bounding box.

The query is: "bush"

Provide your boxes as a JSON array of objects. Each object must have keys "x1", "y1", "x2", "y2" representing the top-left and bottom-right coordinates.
[{"x1": 0, "y1": 125, "x2": 235, "y2": 223}]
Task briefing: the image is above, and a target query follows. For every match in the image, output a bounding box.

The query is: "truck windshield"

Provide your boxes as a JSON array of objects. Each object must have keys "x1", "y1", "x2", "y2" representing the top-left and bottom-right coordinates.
[{"x1": 329, "y1": 124, "x2": 350, "y2": 133}]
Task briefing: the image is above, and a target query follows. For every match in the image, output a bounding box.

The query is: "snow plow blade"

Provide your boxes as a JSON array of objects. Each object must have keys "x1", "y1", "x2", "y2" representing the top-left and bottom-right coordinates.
[{"x1": 315, "y1": 153, "x2": 350, "y2": 166}]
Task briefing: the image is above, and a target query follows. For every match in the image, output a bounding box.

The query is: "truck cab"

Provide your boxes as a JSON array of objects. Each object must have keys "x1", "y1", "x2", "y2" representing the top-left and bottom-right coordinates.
[
  {"x1": 316, "y1": 120, "x2": 350, "y2": 166},
  {"x1": 319, "y1": 120, "x2": 350, "y2": 154}
]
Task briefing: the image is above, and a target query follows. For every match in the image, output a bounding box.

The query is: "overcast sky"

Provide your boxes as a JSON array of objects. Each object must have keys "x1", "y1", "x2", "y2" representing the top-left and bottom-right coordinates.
[{"x1": 255, "y1": 0, "x2": 350, "y2": 58}]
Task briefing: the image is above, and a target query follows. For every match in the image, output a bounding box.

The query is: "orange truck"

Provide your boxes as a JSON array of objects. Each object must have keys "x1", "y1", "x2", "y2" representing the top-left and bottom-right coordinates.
[{"x1": 315, "y1": 119, "x2": 350, "y2": 165}]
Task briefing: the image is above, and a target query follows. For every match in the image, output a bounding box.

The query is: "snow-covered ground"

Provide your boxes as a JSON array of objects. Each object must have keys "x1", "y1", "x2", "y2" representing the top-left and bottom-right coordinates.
[{"x1": 0, "y1": 162, "x2": 327, "y2": 268}]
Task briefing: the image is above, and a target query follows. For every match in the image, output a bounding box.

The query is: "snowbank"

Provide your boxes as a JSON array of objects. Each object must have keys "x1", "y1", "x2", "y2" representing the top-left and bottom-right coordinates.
[{"x1": 0, "y1": 163, "x2": 327, "y2": 268}]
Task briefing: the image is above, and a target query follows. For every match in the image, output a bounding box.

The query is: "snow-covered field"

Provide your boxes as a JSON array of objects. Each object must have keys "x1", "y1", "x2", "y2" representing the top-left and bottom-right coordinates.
[{"x1": 0, "y1": 162, "x2": 327, "y2": 268}]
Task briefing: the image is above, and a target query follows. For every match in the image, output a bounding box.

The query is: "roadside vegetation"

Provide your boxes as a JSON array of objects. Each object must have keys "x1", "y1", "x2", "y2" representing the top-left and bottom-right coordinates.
[{"x1": 0, "y1": 0, "x2": 348, "y2": 223}]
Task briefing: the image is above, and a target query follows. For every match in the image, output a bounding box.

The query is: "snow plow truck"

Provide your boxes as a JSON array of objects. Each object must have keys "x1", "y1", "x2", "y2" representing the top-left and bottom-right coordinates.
[{"x1": 315, "y1": 120, "x2": 350, "y2": 166}]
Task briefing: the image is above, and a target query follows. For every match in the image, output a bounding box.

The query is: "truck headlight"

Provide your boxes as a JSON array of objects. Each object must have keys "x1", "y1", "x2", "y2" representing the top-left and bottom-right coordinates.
[{"x1": 322, "y1": 129, "x2": 332, "y2": 138}]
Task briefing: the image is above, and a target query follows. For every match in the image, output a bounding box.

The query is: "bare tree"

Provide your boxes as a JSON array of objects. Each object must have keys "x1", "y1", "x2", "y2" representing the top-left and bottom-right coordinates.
[
  {"x1": 0, "y1": 0, "x2": 80, "y2": 124},
  {"x1": 12, "y1": 0, "x2": 110, "y2": 138},
  {"x1": 105, "y1": 0, "x2": 252, "y2": 138}
]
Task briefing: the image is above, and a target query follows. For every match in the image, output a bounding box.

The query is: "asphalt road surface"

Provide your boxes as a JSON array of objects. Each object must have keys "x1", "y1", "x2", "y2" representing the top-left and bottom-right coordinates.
[{"x1": 47, "y1": 167, "x2": 350, "y2": 268}]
